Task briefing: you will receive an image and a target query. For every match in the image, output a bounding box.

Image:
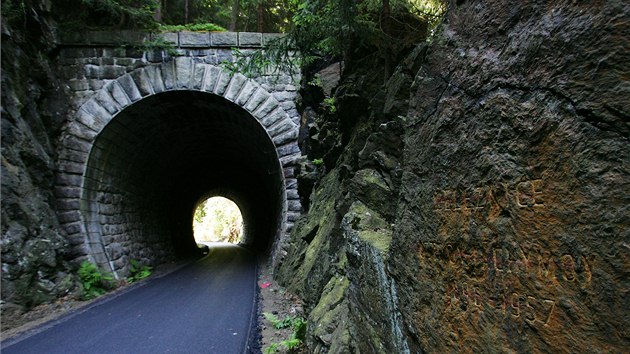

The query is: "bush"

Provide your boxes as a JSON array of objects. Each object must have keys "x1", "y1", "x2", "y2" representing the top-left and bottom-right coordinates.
[{"x1": 78, "y1": 261, "x2": 114, "y2": 300}]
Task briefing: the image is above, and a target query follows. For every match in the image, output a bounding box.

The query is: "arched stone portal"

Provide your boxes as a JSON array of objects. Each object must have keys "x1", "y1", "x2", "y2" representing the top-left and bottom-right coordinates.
[{"x1": 55, "y1": 62, "x2": 301, "y2": 277}]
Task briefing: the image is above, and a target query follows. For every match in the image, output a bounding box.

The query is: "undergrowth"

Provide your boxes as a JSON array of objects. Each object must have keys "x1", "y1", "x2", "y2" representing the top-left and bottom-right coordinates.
[
  {"x1": 78, "y1": 261, "x2": 114, "y2": 300},
  {"x1": 263, "y1": 312, "x2": 307, "y2": 353}
]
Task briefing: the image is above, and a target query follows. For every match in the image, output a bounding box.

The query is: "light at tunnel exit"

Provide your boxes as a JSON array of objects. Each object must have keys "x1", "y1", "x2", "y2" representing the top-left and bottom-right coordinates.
[{"x1": 193, "y1": 197, "x2": 243, "y2": 244}]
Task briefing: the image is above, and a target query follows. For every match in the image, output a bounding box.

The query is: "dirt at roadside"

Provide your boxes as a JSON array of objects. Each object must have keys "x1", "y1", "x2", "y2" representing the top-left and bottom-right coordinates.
[{"x1": 256, "y1": 257, "x2": 306, "y2": 354}]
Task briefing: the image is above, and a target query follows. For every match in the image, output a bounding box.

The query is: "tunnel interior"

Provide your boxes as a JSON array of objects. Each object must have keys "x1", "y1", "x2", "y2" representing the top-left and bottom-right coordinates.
[{"x1": 82, "y1": 91, "x2": 285, "y2": 275}]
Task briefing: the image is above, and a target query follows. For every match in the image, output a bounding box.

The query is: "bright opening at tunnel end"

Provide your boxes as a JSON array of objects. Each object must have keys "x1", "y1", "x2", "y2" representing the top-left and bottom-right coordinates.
[{"x1": 193, "y1": 197, "x2": 244, "y2": 245}]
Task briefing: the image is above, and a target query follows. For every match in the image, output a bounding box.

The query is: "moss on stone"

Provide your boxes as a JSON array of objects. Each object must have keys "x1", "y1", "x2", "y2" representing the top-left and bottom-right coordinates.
[{"x1": 343, "y1": 201, "x2": 392, "y2": 256}]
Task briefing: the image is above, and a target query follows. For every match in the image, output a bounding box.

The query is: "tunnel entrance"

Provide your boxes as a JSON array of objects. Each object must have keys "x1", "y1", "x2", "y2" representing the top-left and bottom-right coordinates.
[
  {"x1": 193, "y1": 196, "x2": 243, "y2": 244},
  {"x1": 81, "y1": 91, "x2": 285, "y2": 276}
]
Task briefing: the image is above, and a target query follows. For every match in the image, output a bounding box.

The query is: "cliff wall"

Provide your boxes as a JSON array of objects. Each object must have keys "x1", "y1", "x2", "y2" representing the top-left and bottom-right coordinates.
[{"x1": 276, "y1": 0, "x2": 629, "y2": 352}]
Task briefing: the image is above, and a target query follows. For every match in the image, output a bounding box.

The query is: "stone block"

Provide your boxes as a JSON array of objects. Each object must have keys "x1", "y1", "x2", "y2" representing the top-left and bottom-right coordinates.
[
  {"x1": 160, "y1": 62, "x2": 176, "y2": 90},
  {"x1": 287, "y1": 211, "x2": 301, "y2": 222},
  {"x1": 262, "y1": 33, "x2": 284, "y2": 46},
  {"x1": 100, "y1": 65, "x2": 127, "y2": 80},
  {"x1": 118, "y1": 74, "x2": 142, "y2": 102},
  {"x1": 254, "y1": 97, "x2": 280, "y2": 117},
  {"x1": 213, "y1": 71, "x2": 232, "y2": 95},
  {"x1": 69, "y1": 79, "x2": 89, "y2": 91},
  {"x1": 175, "y1": 57, "x2": 194, "y2": 88},
  {"x1": 130, "y1": 69, "x2": 154, "y2": 97},
  {"x1": 94, "y1": 90, "x2": 121, "y2": 115},
  {"x1": 224, "y1": 73, "x2": 247, "y2": 101},
  {"x1": 57, "y1": 198, "x2": 81, "y2": 210},
  {"x1": 238, "y1": 32, "x2": 263, "y2": 47},
  {"x1": 107, "y1": 81, "x2": 132, "y2": 107},
  {"x1": 146, "y1": 50, "x2": 165, "y2": 63},
  {"x1": 272, "y1": 129, "x2": 298, "y2": 146},
  {"x1": 216, "y1": 49, "x2": 233, "y2": 63},
  {"x1": 152, "y1": 32, "x2": 178, "y2": 45},
  {"x1": 88, "y1": 31, "x2": 147, "y2": 45},
  {"x1": 285, "y1": 178, "x2": 298, "y2": 189},
  {"x1": 287, "y1": 199, "x2": 302, "y2": 212},
  {"x1": 245, "y1": 89, "x2": 270, "y2": 112},
  {"x1": 191, "y1": 64, "x2": 207, "y2": 90},
  {"x1": 60, "y1": 135, "x2": 92, "y2": 153},
  {"x1": 212, "y1": 32, "x2": 238, "y2": 46},
  {"x1": 259, "y1": 107, "x2": 286, "y2": 128},
  {"x1": 235, "y1": 80, "x2": 257, "y2": 106},
  {"x1": 115, "y1": 58, "x2": 134, "y2": 67},
  {"x1": 179, "y1": 31, "x2": 210, "y2": 47},
  {"x1": 54, "y1": 186, "x2": 82, "y2": 199},
  {"x1": 67, "y1": 122, "x2": 97, "y2": 141},
  {"x1": 55, "y1": 174, "x2": 83, "y2": 189},
  {"x1": 64, "y1": 222, "x2": 83, "y2": 236},
  {"x1": 276, "y1": 142, "x2": 300, "y2": 158},
  {"x1": 202, "y1": 66, "x2": 221, "y2": 91}
]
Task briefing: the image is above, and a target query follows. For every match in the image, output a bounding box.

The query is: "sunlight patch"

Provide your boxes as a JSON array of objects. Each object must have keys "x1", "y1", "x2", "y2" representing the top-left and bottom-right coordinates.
[{"x1": 193, "y1": 197, "x2": 243, "y2": 244}]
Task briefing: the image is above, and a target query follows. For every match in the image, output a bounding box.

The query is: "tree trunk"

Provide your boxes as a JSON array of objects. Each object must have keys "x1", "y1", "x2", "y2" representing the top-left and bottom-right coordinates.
[
  {"x1": 229, "y1": 0, "x2": 240, "y2": 31},
  {"x1": 257, "y1": 1, "x2": 264, "y2": 32},
  {"x1": 184, "y1": 0, "x2": 189, "y2": 24},
  {"x1": 154, "y1": 1, "x2": 162, "y2": 22}
]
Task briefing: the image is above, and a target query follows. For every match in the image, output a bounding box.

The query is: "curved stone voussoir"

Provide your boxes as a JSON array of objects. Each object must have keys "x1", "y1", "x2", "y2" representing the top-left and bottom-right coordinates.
[
  {"x1": 106, "y1": 81, "x2": 132, "y2": 108},
  {"x1": 253, "y1": 96, "x2": 280, "y2": 119},
  {"x1": 244, "y1": 87, "x2": 270, "y2": 113},
  {"x1": 144, "y1": 65, "x2": 166, "y2": 94},
  {"x1": 117, "y1": 74, "x2": 142, "y2": 102},
  {"x1": 235, "y1": 80, "x2": 258, "y2": 106},
  {"x1": 59, "y1": 135, "x2": 92, "y2": 154},
  {"x1": 174, "y1": 57, "x2": 194, "y2": 89},
  {"x1": 130, "y1": 68, "x2": 155, "y2": 97},
  {"x1": 271, "y1": 123, "x2": 298, "y2": 146},
  {"x1": 79, "y1": 101, "x2": 113, "y2": 132},
  {"x1": 94, "y1": 89, "x2": 122, "y2": 115},
  {"x1": 213, "y1": 70, "x2": 233, "y2": 96},
  {"x1": 160, "y1": 61, "x2": 176, "y2": 90},
  {"x1": 268, "y1": 119, "x2": 294, "y2": 139},
  {"x1": 202, "y1": 65, "x2": 222, "y2": 92},
  {"x1": 67, "y1": 119, "x2": 99, "y2": 141},
  {"x1": 224, "y1": 73, "x2": 248, "y2": 102}
]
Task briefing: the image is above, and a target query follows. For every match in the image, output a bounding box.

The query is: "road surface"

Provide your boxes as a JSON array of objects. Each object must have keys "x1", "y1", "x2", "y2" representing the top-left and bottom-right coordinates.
[{"x1": 2, "y1": 244, "x2": 259, "y2": 354}]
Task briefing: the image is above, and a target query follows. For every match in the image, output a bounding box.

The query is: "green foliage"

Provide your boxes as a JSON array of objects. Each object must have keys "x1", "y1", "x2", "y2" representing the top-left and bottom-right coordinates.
[
  {"x1": 158, "y1": 22, "x2": 226, "y2": 32},
  {"x1": 312, "y1": 158, "x2": 324, "y2": 166},
  {"x1": 263, "y1": 312, "x2": 293, "y2": 329},
  {"x1": 1, "y1": 0, "x2": 28, "y2": 26},
  {"x1": 127, "y1": 259, "x2": 152, "y2": 283},
  {"x1": 155, "y1": 0, "x2": 294, "y2": 33},
  {"x1": 322, "y1": 97, "x2": 336, "y2": 113},
  {"x1": 137, "y1": 36, "x2": 178, "y2": 55},
  {"x1": 263, "y1": 313, "x2": 306, "y2": 353},
  {"x1": 308, "y1": 75, "x2": 322, "y2": 88},
  {"x1": 78, "y1": 261, "x2": 114, "y2": 300},
  {"x1": 222, "y1": 38, "x2": 301, "y2": 79}
]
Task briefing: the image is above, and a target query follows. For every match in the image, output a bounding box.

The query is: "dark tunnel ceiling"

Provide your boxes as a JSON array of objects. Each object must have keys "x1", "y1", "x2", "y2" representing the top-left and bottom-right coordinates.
[{"x1": 84, "y1": 91, "x2": 284, "y2": 257}]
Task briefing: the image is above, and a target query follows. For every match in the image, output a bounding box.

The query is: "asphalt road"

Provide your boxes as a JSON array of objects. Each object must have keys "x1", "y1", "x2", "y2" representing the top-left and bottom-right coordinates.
[{"x1": 2, "y1": 244, "x2": 259, "y2": 354}]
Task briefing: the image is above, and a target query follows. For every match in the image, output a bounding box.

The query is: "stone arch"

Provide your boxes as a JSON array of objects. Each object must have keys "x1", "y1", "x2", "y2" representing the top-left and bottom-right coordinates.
[{"x1": 55, "y1": 61, "x2": 301, "y2": 276}]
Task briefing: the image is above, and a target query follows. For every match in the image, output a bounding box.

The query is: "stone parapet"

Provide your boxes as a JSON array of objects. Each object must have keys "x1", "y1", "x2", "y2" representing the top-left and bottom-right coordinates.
[{"x1": 57, "y1": 31, "x2": 285, "y2": 49}]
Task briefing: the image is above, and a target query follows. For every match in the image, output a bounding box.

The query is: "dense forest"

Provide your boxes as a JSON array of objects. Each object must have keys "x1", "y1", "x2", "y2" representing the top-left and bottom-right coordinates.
[{"x1": 2, "y1": 0, "x2": 445, "y2": 76}]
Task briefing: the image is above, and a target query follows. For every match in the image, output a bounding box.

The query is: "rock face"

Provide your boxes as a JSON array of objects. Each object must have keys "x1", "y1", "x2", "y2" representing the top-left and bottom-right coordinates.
[
  {"x1": 277, "y1": 0, "x2": 629, "y2": 352},
  {"x1": 1, "y1": 3, "x2": 77, "y2": 312}
]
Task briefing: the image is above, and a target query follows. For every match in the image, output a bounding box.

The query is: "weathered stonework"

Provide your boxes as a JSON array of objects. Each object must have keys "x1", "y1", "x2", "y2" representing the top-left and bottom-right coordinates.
[
  {"x1": 276, "y1": 0, "x2": 629, "y2": 352},
  {"x1": 54, "y1": 31, "x2": 301, "y2": 278}
]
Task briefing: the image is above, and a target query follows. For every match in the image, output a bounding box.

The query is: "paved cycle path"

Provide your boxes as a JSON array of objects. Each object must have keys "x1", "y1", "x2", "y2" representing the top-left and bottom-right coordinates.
[{"x1": 2, "y1": 244, "x2": 258, "y2": 354}]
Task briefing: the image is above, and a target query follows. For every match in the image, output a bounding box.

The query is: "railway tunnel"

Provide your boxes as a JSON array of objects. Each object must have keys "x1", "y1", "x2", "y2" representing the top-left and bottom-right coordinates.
[{"x1": 80, "y1": 90, "x2": 286, "y2": 275}]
